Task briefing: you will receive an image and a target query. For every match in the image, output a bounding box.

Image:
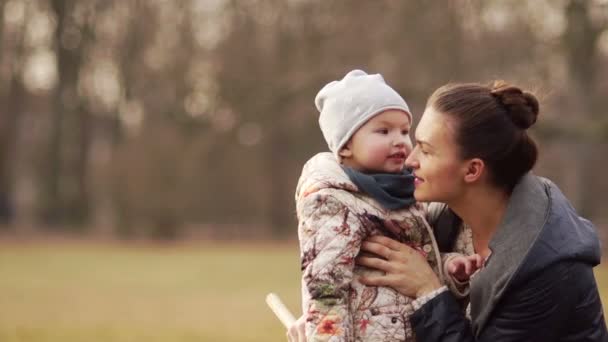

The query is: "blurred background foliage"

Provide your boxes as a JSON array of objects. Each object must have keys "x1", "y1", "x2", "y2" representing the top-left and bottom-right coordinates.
[{"x1": 0, "y1": 0, "x2": 607, "y2": 241}]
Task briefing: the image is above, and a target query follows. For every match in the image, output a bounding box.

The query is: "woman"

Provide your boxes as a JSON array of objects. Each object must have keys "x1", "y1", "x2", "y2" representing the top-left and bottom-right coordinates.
[
  {"x1": 288, "y1": 81, "x2": 607, "y2": 341},
  {"x1": 357, "y1": 81, "x2": 607, "y2": 341}
]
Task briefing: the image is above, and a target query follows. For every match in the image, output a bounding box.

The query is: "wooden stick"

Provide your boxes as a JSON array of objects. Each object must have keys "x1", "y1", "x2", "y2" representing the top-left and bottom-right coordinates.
[{"x1": 265, "y1": 292, "x2": 296, "y2": 328}]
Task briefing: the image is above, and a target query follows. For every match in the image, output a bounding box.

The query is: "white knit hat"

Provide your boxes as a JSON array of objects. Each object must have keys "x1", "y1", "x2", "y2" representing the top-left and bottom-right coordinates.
[{"x1": 315, "y1": 69, "x2": 412, "y2": 159}]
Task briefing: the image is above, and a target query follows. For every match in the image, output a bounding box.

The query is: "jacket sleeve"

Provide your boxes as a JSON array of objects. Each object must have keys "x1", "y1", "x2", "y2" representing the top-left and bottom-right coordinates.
[
  {"x1": 298, "y1": 192, "x2": 364, "y2": 342},
  {"x1": 411, "y1": 260, "x2": 607, "y2": 342}
]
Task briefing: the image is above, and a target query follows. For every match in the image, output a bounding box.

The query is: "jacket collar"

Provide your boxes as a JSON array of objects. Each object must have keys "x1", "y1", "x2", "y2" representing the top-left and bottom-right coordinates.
[
  {"x1": 295, "y1": 152, "x2": 358, "y2": 201},
  {"x1": 470, "y1": 173, "x2": 550, "y2": 335}
]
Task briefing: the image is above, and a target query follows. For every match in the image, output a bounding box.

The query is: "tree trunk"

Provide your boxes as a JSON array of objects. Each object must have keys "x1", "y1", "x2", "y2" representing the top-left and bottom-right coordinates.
[
  {"x1": 0, "y1": 0, "x2": 24, "y2": 226},
  {"x1": 44, "y1": 0, "x2": 90, "y2": 227},
  {"x1": 564, "y1": 0, "x2": 601, "y2": 217},
  {"x1": 0, "y1": 67, "x2": 24, "y2": 225}
]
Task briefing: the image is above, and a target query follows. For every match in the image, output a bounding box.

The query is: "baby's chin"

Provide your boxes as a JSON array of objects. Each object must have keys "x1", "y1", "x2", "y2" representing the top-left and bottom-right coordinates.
[
  {"x1": 358, "y1": 163, "x2": 405, "y2": 174},
  {"x1": 373, "y1": 167, "x2": 406, "y2": 174},
  {"x1": 381, "y1": 164, "x2": 406, "y2": 174}
]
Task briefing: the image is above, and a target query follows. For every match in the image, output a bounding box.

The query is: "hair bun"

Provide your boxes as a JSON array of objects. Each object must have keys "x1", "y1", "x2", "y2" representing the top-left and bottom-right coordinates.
[{"x1": 490, "y1": 81, "x2": 539, "y2": 129}]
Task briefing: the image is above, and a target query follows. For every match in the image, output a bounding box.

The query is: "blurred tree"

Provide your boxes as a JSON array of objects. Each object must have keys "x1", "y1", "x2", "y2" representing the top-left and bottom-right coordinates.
[
  {"x1": 565, "y1": 0, "x2": 601, "y2": 106},
  {"x1": 110, "y1": 0, "x2": 210, "y2": 239},
  {"x1": 212, "y1": 0, "x2": 547, "y2": 235},
  {"x1": 214, "y1": 0, "x2": 330, "y2": 235},
  {"x1": 40, "y1": 0, "x2": 92, "y2": 227},
  {"x1": 0, "y1": 0, "x2": 604, "y2": 239},
  {"x1": 563, "y1": 0, "x2": 606, "y2": 217},
  {"x1": 0, "y1": 0, "x2": 26, "y2": 225}
]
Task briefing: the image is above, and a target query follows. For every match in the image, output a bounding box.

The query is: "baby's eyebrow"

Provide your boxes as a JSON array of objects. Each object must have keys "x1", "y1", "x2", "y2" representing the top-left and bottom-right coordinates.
[{"x1": 376, "y1": 120, "x2": 410, "y2": 127}]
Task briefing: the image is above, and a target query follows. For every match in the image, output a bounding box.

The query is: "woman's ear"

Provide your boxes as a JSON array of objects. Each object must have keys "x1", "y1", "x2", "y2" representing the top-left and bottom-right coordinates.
[{"x1": 463, "y1": 158, "x2": 485, "y2": 183}]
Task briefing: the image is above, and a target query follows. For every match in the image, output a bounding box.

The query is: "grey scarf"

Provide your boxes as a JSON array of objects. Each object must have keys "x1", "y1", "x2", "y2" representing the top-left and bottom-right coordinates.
[{"x1": 342, "y1": 167, "x2": 416, "y2": 210}]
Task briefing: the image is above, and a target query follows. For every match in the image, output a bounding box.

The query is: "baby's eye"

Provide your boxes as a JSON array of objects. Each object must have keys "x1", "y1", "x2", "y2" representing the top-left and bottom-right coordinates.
[
  {"x1": 376, "y1": 128, "x2": 389, "y2": 134},
  {"x1": 401, "y1": 130, "x2": 409, "y2": 135}
]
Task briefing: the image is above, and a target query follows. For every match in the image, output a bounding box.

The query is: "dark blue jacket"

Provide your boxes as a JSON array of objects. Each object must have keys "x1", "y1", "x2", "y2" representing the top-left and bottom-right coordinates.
[{"x1": 413, "y1": 174, "x2": 608, "y2": 341}]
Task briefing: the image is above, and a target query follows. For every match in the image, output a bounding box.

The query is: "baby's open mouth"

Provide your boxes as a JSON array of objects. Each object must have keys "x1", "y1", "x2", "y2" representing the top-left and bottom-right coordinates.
[{"x1": 389, "y1": 152, "x2": 406, "y2": 159}]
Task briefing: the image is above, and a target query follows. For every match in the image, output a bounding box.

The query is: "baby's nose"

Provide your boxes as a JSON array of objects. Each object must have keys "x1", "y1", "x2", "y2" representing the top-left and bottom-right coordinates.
[{"x1": 393, "y1": 136, "x2": 406, "y2": 146}]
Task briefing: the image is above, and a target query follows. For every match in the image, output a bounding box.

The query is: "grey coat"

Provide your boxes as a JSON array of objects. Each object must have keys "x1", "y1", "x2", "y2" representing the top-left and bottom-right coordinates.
[{"x1": 412, "y1": 174, "x2": 608, "y2": 341}]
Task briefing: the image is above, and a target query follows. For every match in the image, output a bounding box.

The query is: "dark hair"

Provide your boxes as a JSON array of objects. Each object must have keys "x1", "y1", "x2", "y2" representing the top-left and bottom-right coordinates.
[{"x1": 427, "y1": 81, "x2": 540, "y2": 192}]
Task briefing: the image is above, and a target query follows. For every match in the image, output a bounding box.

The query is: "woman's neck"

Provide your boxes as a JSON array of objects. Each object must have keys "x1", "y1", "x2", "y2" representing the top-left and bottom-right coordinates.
[{"x1": 448, "y1": 184, "x2": 510, "y2": 259}]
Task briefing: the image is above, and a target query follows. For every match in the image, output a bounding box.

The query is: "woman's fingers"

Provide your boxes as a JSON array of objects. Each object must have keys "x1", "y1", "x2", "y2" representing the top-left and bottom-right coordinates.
[
  {"x1": 358, "y1": 273, "x2": 392, "y2": 287},
  {"x1": 360, "y1": 241, "x2": 395, "y2": 260},
  {"x1": 365, "y1": 235, "x2": 406, "y2": 252},
  {"x1": 359, "y1": 235, "x2": 443, "y2": 298},
  {"x1": 362, "y1": 236, "x2": 420, "y2": 261},
  {"x1": 356, "y1": 255, "x2": 392, "y2": 272}
]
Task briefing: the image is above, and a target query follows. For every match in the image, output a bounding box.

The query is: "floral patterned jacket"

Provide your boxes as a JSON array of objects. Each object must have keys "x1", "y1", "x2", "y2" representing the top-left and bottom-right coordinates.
[{"x1": 296, "y1": 153, "x2": 471, "y2": 341}]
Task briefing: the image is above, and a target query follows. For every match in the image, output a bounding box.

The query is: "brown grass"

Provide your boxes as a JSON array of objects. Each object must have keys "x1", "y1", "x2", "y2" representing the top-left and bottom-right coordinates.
[{"x1": 0, "y1": 240, "x2": 606, "y2": 341}]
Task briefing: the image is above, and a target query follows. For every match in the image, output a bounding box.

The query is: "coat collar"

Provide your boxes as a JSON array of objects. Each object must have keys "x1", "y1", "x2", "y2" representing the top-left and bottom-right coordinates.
[
  {"x1": 295, "y1": 152, "x2": 358, "y2": 200},
  {"x1": 469, "y1": 173, "x2": 550, "y2": 335}
]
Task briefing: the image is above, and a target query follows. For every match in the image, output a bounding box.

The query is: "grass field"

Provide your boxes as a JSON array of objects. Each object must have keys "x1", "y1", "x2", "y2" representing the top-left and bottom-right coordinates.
[{"x1": 0, "y1": 240, "x2": 607, "y2": 342}]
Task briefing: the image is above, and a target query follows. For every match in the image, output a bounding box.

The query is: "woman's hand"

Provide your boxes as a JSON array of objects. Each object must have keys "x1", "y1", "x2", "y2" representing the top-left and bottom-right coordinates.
[
  {"x1": 286, "y1": 314, "x2": 306, "y2": 342},
  {"x1": 356, "y1": 235, "x2": 442, "y2": 298}
]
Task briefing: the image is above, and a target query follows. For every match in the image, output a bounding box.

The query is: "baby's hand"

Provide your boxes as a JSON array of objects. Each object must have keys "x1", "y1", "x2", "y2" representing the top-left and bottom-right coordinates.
[
  {"x1": 286, "y1": 314, "x2": 306, "y2": 342},
  {"x1": 446, "y1": 254, "x2": 483, "y2": 282}
]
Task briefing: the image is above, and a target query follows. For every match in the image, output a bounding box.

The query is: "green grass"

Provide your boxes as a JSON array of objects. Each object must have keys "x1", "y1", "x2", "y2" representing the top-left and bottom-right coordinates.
[{"x1": 0, "y1": 241, "x2": 607, "y2": 342}]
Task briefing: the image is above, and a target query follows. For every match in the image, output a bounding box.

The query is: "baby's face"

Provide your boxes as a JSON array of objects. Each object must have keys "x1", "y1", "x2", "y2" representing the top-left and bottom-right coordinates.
[{"x1": 340, "y1": 109, "x2": 412, "y2": 173}]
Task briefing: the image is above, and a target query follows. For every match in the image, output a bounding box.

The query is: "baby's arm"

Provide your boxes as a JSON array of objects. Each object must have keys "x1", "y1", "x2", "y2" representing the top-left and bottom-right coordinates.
[
  {"x1": 298, "y1": 193, "x2": 363, "y2": 341},
  {"x1": 441, "y1": 253, "x2": 471, "y2": 298},
  {"x1": 425, "y1": 203, "x2": 477, "y2": 298},
  {"x1": 442, "y1": 253, "x2": 483, "y2": 301},
  {"x1": 445, "y1": 254, "x2": 483, "y2": 280}
]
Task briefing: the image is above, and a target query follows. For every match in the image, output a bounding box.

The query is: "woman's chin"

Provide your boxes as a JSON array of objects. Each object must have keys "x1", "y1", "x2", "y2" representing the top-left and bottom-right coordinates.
[{"x1": 413, "y1": 190, "x2": 429, "y2": 202}]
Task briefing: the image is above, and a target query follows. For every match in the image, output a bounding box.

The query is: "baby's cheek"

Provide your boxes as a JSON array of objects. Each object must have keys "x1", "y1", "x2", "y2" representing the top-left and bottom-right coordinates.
[{"x1": 365, "y1": 144, "x2": 390, "y2": 161}]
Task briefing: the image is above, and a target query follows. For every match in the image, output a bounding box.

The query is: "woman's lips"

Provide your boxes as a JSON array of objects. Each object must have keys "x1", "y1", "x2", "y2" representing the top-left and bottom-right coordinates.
[{"x1": 414, "y1": 176, "x2": 424, "y2": 186}]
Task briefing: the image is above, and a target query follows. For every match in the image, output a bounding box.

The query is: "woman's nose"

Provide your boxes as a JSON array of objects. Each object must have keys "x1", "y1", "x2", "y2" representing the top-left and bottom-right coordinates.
[{"x1": 405, "y1": 150, "x2": 418, "y2": 168}]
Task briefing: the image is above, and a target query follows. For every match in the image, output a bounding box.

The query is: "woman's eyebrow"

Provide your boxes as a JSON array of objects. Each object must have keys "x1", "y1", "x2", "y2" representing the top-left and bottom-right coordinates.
[{"x1": 415, "y1": 139, "x2": 433, "y2": 149}]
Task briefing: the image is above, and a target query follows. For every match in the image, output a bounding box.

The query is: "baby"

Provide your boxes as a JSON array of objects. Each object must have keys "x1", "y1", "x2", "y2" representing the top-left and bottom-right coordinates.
[{"x1": 294, "y1": 70, "x2": 476, "y2": 341}]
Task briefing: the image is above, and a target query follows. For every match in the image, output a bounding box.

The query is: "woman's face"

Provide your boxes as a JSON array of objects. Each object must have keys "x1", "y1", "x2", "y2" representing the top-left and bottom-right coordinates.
[{"x1": 405, "y1": 107, "x2": 468, "y2": 203}]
